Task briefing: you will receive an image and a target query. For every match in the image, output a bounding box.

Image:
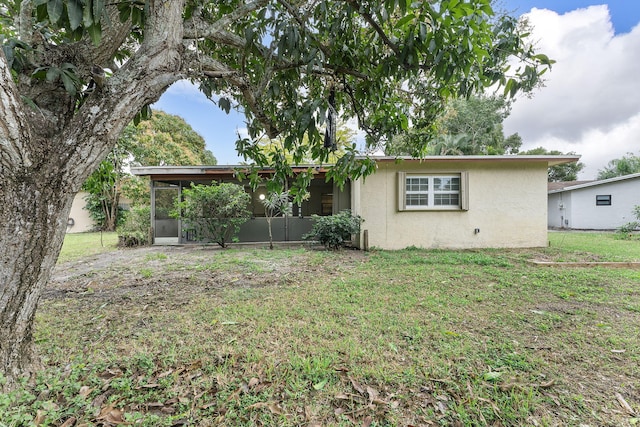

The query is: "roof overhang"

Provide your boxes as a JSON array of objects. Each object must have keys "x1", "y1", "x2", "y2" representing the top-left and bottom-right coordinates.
[
  {"x1": 366, "y1": 155, "x2": 580, "y2": 167},
  {"x1": 131, "y1": 165, "x2": 330, "y2": 181},
  {"x1": 131, "y1": 156, "x2": 580, "y2": 181}
]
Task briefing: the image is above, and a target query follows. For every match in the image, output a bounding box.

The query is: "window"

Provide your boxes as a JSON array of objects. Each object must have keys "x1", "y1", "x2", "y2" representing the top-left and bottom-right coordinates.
[
  {"x1": 398, "y1": 172, "x2": 468, "y2": 211},
  {"x1": 596, "y1": 195, "x2": 611, "y2": 206}
]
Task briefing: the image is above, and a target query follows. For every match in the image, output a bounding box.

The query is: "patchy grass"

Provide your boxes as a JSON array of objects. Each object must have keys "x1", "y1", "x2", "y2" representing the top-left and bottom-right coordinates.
[
  {"x1": 58, "y1": 232, "x2": 119, "y2": 263},
  {"x1": 5, "y1": 234, "x2": 640, "y2": 426},
  {"x1": 548, "y1": 231, "x2": 640, "y2": 261}
]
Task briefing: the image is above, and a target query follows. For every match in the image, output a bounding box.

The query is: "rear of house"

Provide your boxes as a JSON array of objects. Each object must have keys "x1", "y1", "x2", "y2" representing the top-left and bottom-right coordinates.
[
  {"x1": 133, "y1": 155, "x2": 578, "y2": 249},
  {"x1": 353, "y1": 156, "x2": 577, "y2": 249},
  {"x1": 548, "y1": 173, "x2": 640, "y2": 230}
]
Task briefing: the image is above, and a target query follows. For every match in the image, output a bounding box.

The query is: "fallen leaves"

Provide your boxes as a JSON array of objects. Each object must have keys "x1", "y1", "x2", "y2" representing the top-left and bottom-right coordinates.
[
  {"x1": 616, "y1": 392, "x2": 637, "y2": 416},
  {"x1": 331, "y1": 371, "x2": 397, "y2": 424}
]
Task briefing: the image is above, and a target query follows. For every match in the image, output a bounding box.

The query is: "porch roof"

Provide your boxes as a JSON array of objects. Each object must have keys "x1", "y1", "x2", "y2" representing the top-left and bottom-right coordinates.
[{"x1": 130, "y1": 165, "x2": 330, "y2": 182}]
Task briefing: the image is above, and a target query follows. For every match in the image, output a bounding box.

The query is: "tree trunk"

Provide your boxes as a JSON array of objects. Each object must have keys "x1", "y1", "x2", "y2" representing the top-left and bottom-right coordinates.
[
  {"x1": 0, "y1": 178, "x2": 73, "y2": 388},
  {"x1": 0, "y1": 0, "x2": 186, "y2": 390}
]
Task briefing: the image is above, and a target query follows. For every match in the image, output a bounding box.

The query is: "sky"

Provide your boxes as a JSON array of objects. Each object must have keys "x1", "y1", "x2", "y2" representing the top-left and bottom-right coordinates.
[{"x1": 153, "y1": 1, "x2": 640, "y2": 179}]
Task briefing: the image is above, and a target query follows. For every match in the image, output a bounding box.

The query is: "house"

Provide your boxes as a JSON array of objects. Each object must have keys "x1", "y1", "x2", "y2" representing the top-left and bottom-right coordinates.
[
  {"x1": 66, "y1": 192, "x2": 133, "y2": 234},
  {"x1": 548, "y1": 172, "x2": 640, "y2": 230},
  {"x1": 352, "y1": 156, "x2": 578, "y2": 249},
  {"x1": 132, "y1": 155, "x2": 578, "y2": 249},
  {"x1": 66, "y1": 191, "x2": 96, "y2": 233}
]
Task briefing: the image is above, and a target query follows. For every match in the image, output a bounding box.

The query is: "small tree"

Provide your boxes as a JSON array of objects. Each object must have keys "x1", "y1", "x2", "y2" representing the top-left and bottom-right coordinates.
[
  {"x1": 261, "y1": 192, "x2": 292, "y2": 250},
  {"x1": 304, "y1": 210, "x2": 363, "y2": 250},
  {"x1": 83, "y1": 151, "x2": 126, "y2": 231},
  {"x1": 175, "y1": 183, "x2": 251, "y2": 248}
]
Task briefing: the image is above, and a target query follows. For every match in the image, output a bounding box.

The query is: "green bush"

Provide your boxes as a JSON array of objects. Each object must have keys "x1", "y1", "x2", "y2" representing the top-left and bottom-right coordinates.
[
  {"x1": 304, "y1": 210, "x2": 363, "y2": 250},
  {"x1": 118, "y1": 205, "x2": 151, "y2": 246},
  {"x1": 174, "y1": 182, "x2": 251, "y2": 248},
  {"x1": 616, "y1": 205, "x2": 640, "y2": 239}
]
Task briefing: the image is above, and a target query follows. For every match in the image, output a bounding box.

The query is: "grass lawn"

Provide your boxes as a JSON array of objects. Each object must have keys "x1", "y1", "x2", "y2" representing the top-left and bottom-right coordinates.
[
  {"x1": 2, "y1": 232, "x2": 639, "y2": 426},
  {"x1": 548, "y1": 231, "x2": 640, "y2": 261},
  {"x1": 58, "y1": 232, "x2": 119, "y2": 263}
]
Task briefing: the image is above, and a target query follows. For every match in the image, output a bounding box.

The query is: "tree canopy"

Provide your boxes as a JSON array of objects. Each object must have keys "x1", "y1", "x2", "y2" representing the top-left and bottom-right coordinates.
[
  {"x1": 521, "y1": 147, "x2": 585, "y2": 182},
  {"x1": 597, "y1": 153, "x2": 640, "y2": 180},
  {"x1": 386, "y1": 95, "x2": 522, "y2": 156},
  {"x1": 83, "y1": 110, "x2": 216, "y2": 230},
  {"x1": 125, "y1": 111, "x2": 217, "y2": 167},
  {"x1": 0, "y1": 0, "x2": 552, "y2": 388}
]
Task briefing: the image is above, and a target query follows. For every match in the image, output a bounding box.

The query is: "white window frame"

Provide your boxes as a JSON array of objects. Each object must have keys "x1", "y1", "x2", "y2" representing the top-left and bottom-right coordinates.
[{"x1": 398, "y1": 172, "x2": 469, "y2": 211}]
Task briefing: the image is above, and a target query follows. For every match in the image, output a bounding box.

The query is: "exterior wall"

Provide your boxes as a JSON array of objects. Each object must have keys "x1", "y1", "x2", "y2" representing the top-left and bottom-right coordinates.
[
  {"x1": 548, "y1": 192, "x2": 573, "y2": 228},
  {"x1": 354, "y1": 160, "x2": 549, "y2": 249},
  {"x1": 558, "y1": 178, "x2": 640, "y2": 229},
  {"x1": 66, "y1": 192, "x2": 95, "y2": 233}
]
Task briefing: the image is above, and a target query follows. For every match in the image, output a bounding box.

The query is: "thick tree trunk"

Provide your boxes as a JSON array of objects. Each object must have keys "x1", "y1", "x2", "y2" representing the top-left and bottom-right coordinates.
[
  {"x1": 0, "y1": 178, "x2": 73, "y2": 388},
  {"x1": 0, "y1": 0, "x2": 186, "y2": 390}
]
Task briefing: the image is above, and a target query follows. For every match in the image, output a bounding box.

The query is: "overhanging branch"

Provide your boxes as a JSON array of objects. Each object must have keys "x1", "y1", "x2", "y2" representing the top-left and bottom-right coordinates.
[{"x1": 185, "y1": 53, "x2": 279, "y2": 138}]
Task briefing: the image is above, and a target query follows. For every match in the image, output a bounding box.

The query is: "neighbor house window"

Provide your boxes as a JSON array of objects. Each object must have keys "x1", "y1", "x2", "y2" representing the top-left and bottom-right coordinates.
[
  {"x1": 398, "y1": 172, "x2": 468, "y2": 211},
  {"x1": 596, "y1": 195, "x2": 611, "y2": 206}
]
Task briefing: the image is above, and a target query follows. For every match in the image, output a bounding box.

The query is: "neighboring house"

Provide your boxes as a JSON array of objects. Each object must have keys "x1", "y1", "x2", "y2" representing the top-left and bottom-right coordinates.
[
  {"x1": 548, "y1": 172, "x2": 640, "y2": 230},
  {"x1": 67, "y1": 192, "x2": 133, "y2": 233},
  {"x1": 66, "y1": 191, "x2": 95, "y2": 233},
  {"x1": 132, "y1": 155, "x2": 578, "y2": 249}
]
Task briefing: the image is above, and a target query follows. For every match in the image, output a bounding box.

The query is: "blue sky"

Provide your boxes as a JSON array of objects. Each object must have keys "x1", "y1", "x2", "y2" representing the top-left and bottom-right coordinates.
[
  {"x1": 154, "y1": 2, "x2": 640, "y2": 177},
  {"x1": 505, "y1": 0, "x2": 639, "y2": 34}
]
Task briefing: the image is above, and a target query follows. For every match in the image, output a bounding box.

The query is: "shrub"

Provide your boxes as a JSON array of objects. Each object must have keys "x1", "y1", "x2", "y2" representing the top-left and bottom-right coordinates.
[
  {"x1": 616, "y1": 205, "x2": 640, "y2": 239},
  {"x1": 118, "y1": 205, "x2": 151, "y2": 247},
  {"x1": 304, "y1": 210, "x2": 363, "y2": 250},
  {"x1": 174, "y1": 182, "x2": 251, "y2": 248}
]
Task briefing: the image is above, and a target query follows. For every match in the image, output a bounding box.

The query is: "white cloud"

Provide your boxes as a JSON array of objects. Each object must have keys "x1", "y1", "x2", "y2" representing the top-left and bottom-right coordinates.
[
  {"x1": 164, "y1": 80, "x2": 206, "y2": 100},
  {"x1": 504, "y1": 5, "x2": 640, "y2": 179}
]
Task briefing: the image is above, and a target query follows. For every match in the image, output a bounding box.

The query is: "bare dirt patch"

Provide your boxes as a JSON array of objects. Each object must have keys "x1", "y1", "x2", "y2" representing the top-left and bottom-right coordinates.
[{"x1": 47, "y1": 245, "x2": 366, "y2": 307}]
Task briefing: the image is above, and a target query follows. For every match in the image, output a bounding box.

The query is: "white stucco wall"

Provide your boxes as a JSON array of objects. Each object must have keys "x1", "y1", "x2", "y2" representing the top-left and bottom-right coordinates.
[
  {"x1": 354, "y1": 160, "x2": 550, "y2": 249},
  {"x1": 554, "y1": 177, "x2": 640, "y2": 229}
]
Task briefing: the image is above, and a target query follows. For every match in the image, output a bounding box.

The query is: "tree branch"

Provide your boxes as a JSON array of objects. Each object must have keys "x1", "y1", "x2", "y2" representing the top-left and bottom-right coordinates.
[
  {"x1": 183, "y1": 20, "x2": 247, "y2": 50},
  {"x1": 345, "y1": 0, "x2": 401, "y2": 56},
  {"x1": 17, "y1": 0, "x2": 33, "y2": 45},
  {"x1": 0, "y1": 52, "x2": 32, "y2": 171},
  {"x1": 60, "y1": 0, "x2": 187, "y2": 184},
  {"x1": 184, "y1": 52, "x2": 279, "y2": 138}
]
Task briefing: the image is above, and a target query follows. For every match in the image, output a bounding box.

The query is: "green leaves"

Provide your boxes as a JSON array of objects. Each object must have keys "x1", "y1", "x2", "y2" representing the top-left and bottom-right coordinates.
[
  {"x1": 67, "y1": 0, "x2": 83, "y2": 30},
  {"x1": 32, "y1": 0, "x2": 106, "y2": 45},
  {"x1": 32, "y1": 63, "x2": 82, "y2": 96},
  {"x1": 176, "y1": 183, "x2": 252, "y2": 248},
  {"x1": 46, "y1": 0, "x2": 64, "y2": 24}
]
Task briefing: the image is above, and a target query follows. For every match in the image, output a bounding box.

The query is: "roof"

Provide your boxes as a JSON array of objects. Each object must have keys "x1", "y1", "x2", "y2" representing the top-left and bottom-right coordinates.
[
  {"x1": 547, "y1": 180, "x2": 593, "y2": 191},
  {"x1": 131, "y1": 164, "x2": 329, "y2": 179},
  {"x1": 131, "y1": 155, "x2": 581, "y2": 179},
  {"x1": 365, "y1": 155, "x2": 580, "y2": 166},
  {"x1": 548, "y1": 172, "x2": 640, "y2": 194}
]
